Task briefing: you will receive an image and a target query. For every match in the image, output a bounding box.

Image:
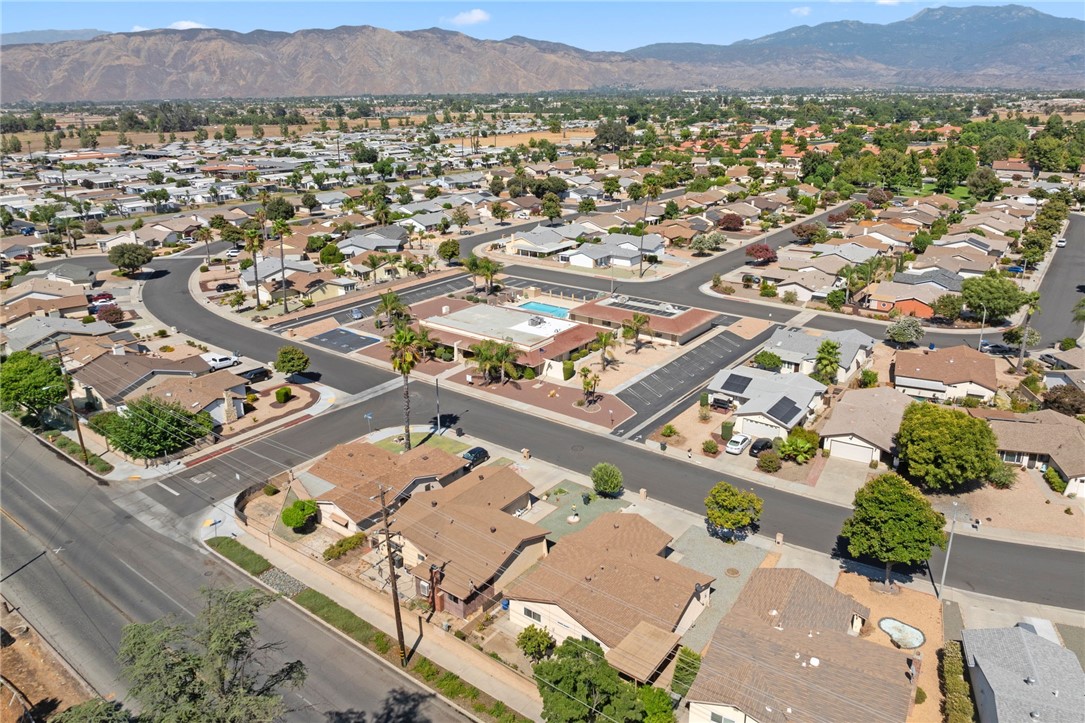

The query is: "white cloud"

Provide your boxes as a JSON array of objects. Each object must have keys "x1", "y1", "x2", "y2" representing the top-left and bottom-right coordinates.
[
  {"x1": 447, "y1": 9, "x2": 490, "y2": 26},
  {"x1": 131, "y1": 20, "x2": 208, "y2": 32},
  {"x1": 875, "y1": 0, "x2": 902, "y2": 5},
  {"x1": 790, "y1": 6, "x2": 812, "y2": 16}
]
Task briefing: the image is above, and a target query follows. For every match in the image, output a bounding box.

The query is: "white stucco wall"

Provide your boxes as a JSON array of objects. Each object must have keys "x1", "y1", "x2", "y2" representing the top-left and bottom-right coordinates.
[
  {"x1": 507, "y1": 600, "x2": 608, "y2": 651},
  {"x1": 689, "y1": 701, "x2": 759, "y2": 723}
]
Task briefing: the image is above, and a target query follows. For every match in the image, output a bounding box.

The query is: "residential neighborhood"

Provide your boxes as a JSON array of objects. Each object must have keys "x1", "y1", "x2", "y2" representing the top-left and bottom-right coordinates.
[{"x1": 2, "y1": 8, "x2": 1085, "y2": 723}]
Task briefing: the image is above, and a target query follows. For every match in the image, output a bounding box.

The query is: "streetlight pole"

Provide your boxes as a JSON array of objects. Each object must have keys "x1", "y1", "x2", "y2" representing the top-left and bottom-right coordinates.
[
  {"x1": 375, "y1": 486, "x2": 407, "y2": 666},
  {"x1": 435, "y1": 377, "x2": 441, "y2": 434},
  {"x1": 52, "y1": 341, "x2": 89, "y2": 465},
  {"x1": 938, "y1": 501, "x2": 959, "y2": 599},
  {"x1": 977, "y1": 304, "x2": 988, "y2": 350}
]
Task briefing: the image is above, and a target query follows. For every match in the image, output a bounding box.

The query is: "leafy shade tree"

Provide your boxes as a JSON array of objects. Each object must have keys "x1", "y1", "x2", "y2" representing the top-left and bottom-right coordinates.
[
  {"x1": 541, "y1": 192, "x2": 562, "y2": 225},
  {"x1": 108, "y1": 396, "x2": 214, "y2": 459},
  {"x1": 704, "y1": 481, "x2": 763, "y2": 542},
  {"x1": 934, "y1": 144, "x2": 977, "y2": 192},
  {"x1": 274, "y1": 346, "x2": 310, "y2": 376},
  {"x1": 841, "y1": 473, "x2": 947, "y2": 586},
  {"x1": 437, "y1": 239, "x2": 460, "y2": 265},
  {"x1": 53, "y1": 699, "x2": 130, "y2": 723},
  {"x1": 962, "y1": 272, "x2": 1023, "y2": 322},
  {"x1": 885, "y1": 316, "x2": 926, "y2": 347},
  {"x1": 716, "y1": 213, "x2": 743, "y2": 232},
  {"x1": 639, "y1": 686, "x2": 677, "y2": 723},
  {"x1": 489, "y1": 201, "x2": 510, "y2": 224},
  {"x1": 931, "y1": 294, "x2": 964, "y2": 322},
  {"x1": 533, "y1": 639, "x2": 640, "y2": 723},
  {"x1": 590, "y1": 462, "x2": 623, "y2": 497},
  {"x1": 300, "y1": 192, "x2": 319, "y2": 213},
  {"x1": 119, "y1": 587, "x2": 306, "y2": 723},
  {"x1": 826, "y1": 288, "x2": 847, "y2": 312},
  {"x1": 690, "y1": 234, "x2": 718, "y2": 256},
  {"x1": 897, "y1": 403, "x2": 1000, "y2": 491},
  {"x1": 264, "y1": 195, "x2": 295, "y2": 221},
  {"x1": 96, "y1": 306, "x2": 124, "y2": 324},
  {"x1": 281, "y1": 499, "x2": 318, "y2": 529},
  {"x1": 516, "y1": 624, "x2": 555, "y2": 663},
  {"x1": 965, "y1": 166, "x2": 1003, "y2": 201},
  {"x1": 450, "y1": 206, "x2": 470, "y2": 230},
  {"x1": 577, "y1": 198, "x2": 597, "y2": 214},
  {"x1": 388, "y1": 324, "x2": 424, "y2": 450},
  {"x1": 621, "y1": 313, "x2": 652, "y2": 353},
  {"x1": 1043, "y1": 384, "x2": 1085, "y2": 417},
  {"x1": 0, "y1": 350, "x2": 66, "y2": 421},
  {"x1": 745, "y1": 243, "x2": 776, "y2": 263},
  {"x1": 811, "y1": 340, "x2": 841, "y2": 385},
  {"x1": 108, "y1": 243, "x2": 153, "y2": 274},
  {"x1": 1001, "y1": 325, "x2": 1041, "y2": 348},
  {"x1": 752, "y1": 350, "x2": 783, "y2": 371}
]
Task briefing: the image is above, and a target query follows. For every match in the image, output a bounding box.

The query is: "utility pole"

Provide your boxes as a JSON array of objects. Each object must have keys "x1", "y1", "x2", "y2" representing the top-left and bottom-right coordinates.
[
  {"x1": 279, "y1": 222, "x2": 288, "y2": 316},
  {"x1": 377, "y1": 486, "x2": 407, "y2": 666},
  {"x1": 52, "y1": 341, "x2": 89, "y2": 465},
  {"x1": 938, "y1": 501, "x2": 959, "y2": 599},
  {"x1": 435, "y1": 377, "x2": 441, "y2": 434}
]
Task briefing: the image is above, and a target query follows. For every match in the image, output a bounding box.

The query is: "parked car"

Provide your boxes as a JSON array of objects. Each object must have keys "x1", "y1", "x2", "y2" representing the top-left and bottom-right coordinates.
[
  {"x1": 225, "y1": 248, "x2": 241, "y2": 258},
  {"x1": 1055, "y1": 238, "x2": 1067, "y2": 248},
  {"x1": 215, "y1": 282, "x2": 238, "y2": 293},
  {"x1": 983, "y1": 343, "x2": 1014, "y2": 356},
  {"x1": 462, "y1": 447, "x2": 490, "y2": 469},
  {"x1": 19, "y1": 226, "x2": 35, "y2": 236},
  {"x1": 749, "y1": 438, "x2": 773, "y2": 458},
  {"x1": 89, "y1": 292, "x2": 115, "y2": 302},
  {"x1": 237, "y1": 366, "x2": 272, "y2": 383},
  {"x1": 349, "y1": 307, "x2": 364, "y2": 320},
  {"x1": 725, "y1": 434, "x2": 752, "y2": 455},
  {"x1": 1038, "y1": 353, "x2": 1063, "y2": 367},
  {"x1": 201, "y1": 352, "x2": 241, "y2": 371},
  {"x1": 741, "y1": 274, "x2": 762, "y2": 285}
]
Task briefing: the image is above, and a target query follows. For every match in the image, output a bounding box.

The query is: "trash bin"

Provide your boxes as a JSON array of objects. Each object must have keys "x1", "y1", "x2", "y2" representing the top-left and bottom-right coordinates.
[
  {"x1": 660, "y1": 441, "x2": 667, "y2": 451},
  {"x1": 501, "y1": 599, "x2": 510, "y2": 611},
  {"x1": 456, "y1": 427, "x2": 464, "y2": 437}
]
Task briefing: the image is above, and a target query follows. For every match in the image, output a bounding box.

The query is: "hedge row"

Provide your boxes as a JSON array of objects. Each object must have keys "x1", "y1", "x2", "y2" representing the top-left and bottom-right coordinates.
[{"x1": 940, "y1": 641, "x2": 976, "y2": 723}]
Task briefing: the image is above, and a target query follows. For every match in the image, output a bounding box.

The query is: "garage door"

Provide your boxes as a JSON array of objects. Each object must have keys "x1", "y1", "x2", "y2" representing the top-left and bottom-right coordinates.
[
  {"x1": 739, "y1": 419, "x2": 783, "y2": 441},
  {"x1": 828, "y1": 438, "x2": 874, "y2": 464}
]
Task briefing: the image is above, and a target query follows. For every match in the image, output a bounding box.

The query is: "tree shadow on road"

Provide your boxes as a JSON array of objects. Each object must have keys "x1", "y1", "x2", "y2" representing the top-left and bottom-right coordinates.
[{"x1": 325, "y1": 688, "x2": 436, "y2": 723}]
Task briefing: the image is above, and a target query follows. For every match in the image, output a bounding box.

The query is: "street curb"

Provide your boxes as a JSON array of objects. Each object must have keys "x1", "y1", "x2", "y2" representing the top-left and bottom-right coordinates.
[
  {"x1": 6, "y1": 413, "x2": 111, "y2": 486},
  {"x1": 201, "y1": 541, "x2": 488, "y2": 723}
]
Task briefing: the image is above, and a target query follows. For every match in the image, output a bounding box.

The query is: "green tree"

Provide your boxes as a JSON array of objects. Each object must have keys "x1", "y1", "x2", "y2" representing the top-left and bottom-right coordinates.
[
  {"x1": 841, "y1": 473, "x2": 947, "y2": 586},
  {"x1": 109, "y1": 396, "x2": 213, "y2": 459},
  {"x1": 934, "y1": 144, "x2": 977, "y2": 191},
  {"x1": 595, "y1": 331, "x2": 619, "y2": 370},
  {"x1": 478, "y1": 256, "x2": 503, "y2": 295},
  {"x1": 264, "y1": 196, "x2": 295, "y2": 221},
  {"x1": 897, "y1": 403, "x2": 1000, "y2": 491},
  {"x1": 516, "y1": 624, "x2": 555, "y2": 663},
  {"x1": 965, "y1": 166, "x2": 1003, "y2": 201},
  {"x1": 621, "y1": 313, "x2": 652, "y2": 353},
  {"x1": 931, "y1": 294, "x2": 963, "y2": 322},
  {"x1": 462, "y1": 254, "x2": 484, "y2": 293},
  {"x1": 489, "y1": 201, "x2": 510, "y2": 224},
  {"x1": 107, "y1": 243, "x2": 153, "y2": 274},
  {"x1": 469, "y1": 340, "x2": 521, "y2": 384},
  {"x1": 885, "y1": 316, "x2": 926, "y2": 347},
  {"x1": 0, "y1": 350, "x2": 66, "y2": 421},
  {"x1": 437, "y1": 239, "x2": 460, "y2": 264},
  {"x1": 639, "y1": 686, "x2": 676, "y2": 723},
  {"x1": 375, "y1": 291, "x2": 408, "y2": 324},
  {"x1": 318, "y1": 243, "x2": 344, "y2": 266},
  {"x1": 704, "y1": 481, "x2": 763, "y2": 542},
  {"x1": 541, "y1": 192, "x2": 562, "y2": 225},
  {"x1": 223, "y1": 123, "x2": 237, "y2": 141},
  {"x1": 690, "y1": 234, "x2": 717, "y2": 256},
  {"x1": 602, "y1": 177, "x2": 620, "y2": 199},
  {"x1": 961, "y1": 272, "x2": 1024, "y2": 322},
  {"x1": 811, "y1": 340, "x2": 840, "y2": 385},
  {"x1": 1043, "y1": 384, "x2": 1085, "y2": 417},
  {"x1": 590, "y1": 462, "x2": 623, "y2": 497},
  {"x1": 119, "y1": 587, "x2": 305, "y2": 723},
  {"x1": 300, "y1": 192, "x2": 319, "y2": 213},
  {"x1": 281, "y1": 499, "x2": 318, "y2": 529},
  {"x1": 450, "y1": 206, "x2": 470, "y2": 229},
  {"x1": 533, "y1": 639, "x2": 640, "y2": 723},
  {"x1": 53, "y1": 699, "x2": 130, "y2": 723},
  {"x1": 752, "y1": 350, "x2": 783, "y2": 371},
  {"x1": 577, "y1": 198, "x2": 597, "y2": 214},
  {"x1": 274, "y1": 346, "x2": 310, "y2": 376},
  {"x1": 387, "y1": 323, "x2": 423, "y2": 450},
  {"x1": 826, "y1": 288, "x2": 847, "y2": 311},
  {"x1": 1012, "y1": 292, "x2": 1040, "y2": 374}
]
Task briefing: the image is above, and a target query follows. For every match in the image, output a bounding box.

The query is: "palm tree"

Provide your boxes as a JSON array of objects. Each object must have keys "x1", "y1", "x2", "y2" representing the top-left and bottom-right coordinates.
[
  {"x1": 462, "y1": 254, "x2": 485, "y2": 293},
  {"x1": 469, "y1": 340, "x2": 520, "y2": 384},
  {"x1": 1014, "y1": 292, "x2": 1041, "y2": 375},
  {"x1": 194, "y1": 226, "x2": 213, "y2": 264},
  {"x1": 414, "y1": 326, "x2": 440, "y2": 361},
  {"x1": 244, "y1": 227, "x2": 264, "y2": 303},
  {"x1": 491, "y1": 342, "x2": 521, "y2": 383},
  {"x1": 621, "y1": 313, "x2": 652, "y2": 353},
  {"x1": 638, "y1": 179, "x2": 662, "y2": 278},
  {"x1": 479, "y1": 257, "x2": 503, "y2": 295},
  {"x1": 375, "y1": 291, "x2": 407, "y2": 326},
  {"x1": 595, "y1": 331, "x2": 619, "y2": 371},
  {"x1": 54, "y1": 216, "x2": 83, "y2": 252},
  {"x1": 362, "y1": 252, "x2": 387, "y2": 284},
  {"x1": 387, "y1": 323, "x2": 423, "y2": 451}
]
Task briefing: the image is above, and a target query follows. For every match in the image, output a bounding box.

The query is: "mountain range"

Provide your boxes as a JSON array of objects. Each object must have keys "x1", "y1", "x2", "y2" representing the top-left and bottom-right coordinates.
[
  {"x1": 0, "y1": 28, "x2": 108, "y2": 46},
  {"x1": 1, "y1": 5, "x2": 1081, "y2": 103}
]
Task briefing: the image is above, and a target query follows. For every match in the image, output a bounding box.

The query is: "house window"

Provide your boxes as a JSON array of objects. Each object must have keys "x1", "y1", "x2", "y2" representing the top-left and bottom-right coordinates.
[
  {"x1": 417, "y1": 553, "x2": 426, "y2": 562},
  {"x1": 1000, "y1": 451, "x2": 1024, "y2": 465},
  {"x1": 709, "y1": 714, "x2": 736, "y2": 723},
  {"x1": 523, "y1": 607, "x2": 541, "y2": 622}
]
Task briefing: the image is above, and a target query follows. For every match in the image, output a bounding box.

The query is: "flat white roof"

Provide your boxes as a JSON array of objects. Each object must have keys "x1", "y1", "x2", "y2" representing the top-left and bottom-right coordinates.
[{"x1": 424, "y1": 305, "x2": 577, "y2": 347}]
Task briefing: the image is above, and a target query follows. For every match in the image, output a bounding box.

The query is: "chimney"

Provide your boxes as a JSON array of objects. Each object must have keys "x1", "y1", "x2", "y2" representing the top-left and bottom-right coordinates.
[
  {"x1": 223, "y1": 391, "x2": 238, "y2": 423},
  {"x1": 112, "y1": 344, "x2": 125, "y2": 355}
]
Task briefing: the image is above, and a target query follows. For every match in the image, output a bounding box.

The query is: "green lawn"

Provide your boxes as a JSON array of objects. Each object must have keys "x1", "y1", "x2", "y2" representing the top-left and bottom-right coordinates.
[
  {"x1": 374, "y1": 433, "x2": 469, "y2": 455},
  {"x1": 897, "y1": 183, "x2": 972, "y2": 201},
  {"x1": 205, "y1": 536, "x2": 272, "y2": 575}
]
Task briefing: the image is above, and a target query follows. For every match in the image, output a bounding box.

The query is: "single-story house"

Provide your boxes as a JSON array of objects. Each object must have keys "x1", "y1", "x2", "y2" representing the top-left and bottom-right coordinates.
[
  {"x1": 962, "y1": 624, "x2": 1084, "y2": 723},
  {"x1": 564, "y1": 233, "x2": 665, "y2": 269},
  {"x1": 758, "y1": 328, "x2": 876, "y2": 383},
  {"x1": 45, "y1": 263, "x2": 98, "y2": 287},
  {"x1": 819, "y1": 386, "x2": 914, "y2": 464},
  {"x1": 892, "y1": 346, "x2": 997, "y2": 402},
  {"x1": 506, "y1": 512, "x2": 714, "y2": 684},
  {"x1": 70, "y1": 351, "x2": 209, "y2": 409},
  {"x1": 706, "y1": 367, "x2": 826, "y2": 439},
  {"x1": 394, "y1": 466, "x2": 548, "y2": 619},
  {"x1": 1043, "y1": 367, "x2": 1085, "y2": 392},
  {"x1": 506, "y1": 226, "x2": 577, "y2": 258},
  {"x1": 137, "y1": 369, "x2": 247, "y2": 425},
  {"x1": 687, "y1": 568, "x2": 912, "y2": 723},
  {"x1": 864, "y1": 281, "x2": 942, "y2": 319},
  {"x1": 1, "y1": 316, "x2": 118, "y2": 354},
  {"x1": 986, "y1": 409, "x2": 1085, "y2": 497},
  {"x1": 397, "y1": 211, "x2": 449, "y2": 234},
  {"x1": 338, "y1": 233, "x2": 407, "y2": 256}
]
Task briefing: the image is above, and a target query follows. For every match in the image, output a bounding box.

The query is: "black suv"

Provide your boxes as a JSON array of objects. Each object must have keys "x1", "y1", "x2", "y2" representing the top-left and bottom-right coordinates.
[
  {"x1": 215, "y1": 282, "x2": 239, "y2": 293},
  {"x1": 749, "y1": 438, "x2": 773, "y2": 457},
  {"x1": 237, "y1": 367, "x2": 272, "y2": 383},
  {"x1": 462, "y1": 447, "x2": 490, "y2": 469}
]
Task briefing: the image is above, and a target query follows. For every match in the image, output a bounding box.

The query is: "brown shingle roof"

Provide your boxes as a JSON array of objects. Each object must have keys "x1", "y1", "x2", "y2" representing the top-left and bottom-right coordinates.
[
  {"x1": 989, "y1": 410, "x2": 1085, "y2": 478},
  {"x1": 140, "y1": 369, "x2": 246, "y2": 411},
  {"x1": 894, "y1": 345, "x2": 998, "y2": 392}
]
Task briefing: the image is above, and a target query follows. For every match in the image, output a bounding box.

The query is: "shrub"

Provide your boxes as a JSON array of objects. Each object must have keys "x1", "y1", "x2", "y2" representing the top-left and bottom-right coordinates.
[
  {"x1": 720, "y1": 421, "x2": 735, "y2": 441},
  {"x1": 96, "y1": 306, "x2": 124, "y2": 324},
  {"x1": 590, "y1": 462, "x2": 623, "y2": 497},
  {"x1": 759, "y1": 281, "x2": 778, "y2": 297},
  {"x1": 1044, "y1": 466, "x2": 1067, "y2": 494},
  {"x1": 719, "y1": 284, "x2": 736, "y2": 295},
  {"x1": 522, "y1": 367, "x2": 536, "y2": 380},
  {"x1": 661, "y1": 423, "x2": 677, "y2": 438},
  {"x1": 275, "y1": 386, "x2": 292, "y2": 404},
  {"x1": 869, "y1": 459, "x2": 879, "y2": 469},
  {"x1": 205, "y1": 536, "x2": 272, "y2": 576},
  {"x1": 1059, "y1": 337, "x2": 1078, "y2": 351},
  {"x1": 1021, "y1": 374, "x2": 1043, "y2": 394},
  {"x1": 697, "y1": 405, "x2": 712, "y2": 423},
  {"x1": 757, "y1": 450, "x2": 782, "y2": 473},
  {"x1": 702, "y1": 439, "x2": 719, "y2": 455},
  {"x1": 323, "y1": 532, "x2": 368, "y2": 561},
  {"x1": 88, "y1": 411, "x2": 121, "y2": 437},
  {"x1": 987, "y1": 463, "x2": 1017, "y2": 489},
  {"x1": 940, "y1": 641, "x2": 975, "y2": 723},
  {"x1": 155, "y1": 329, "x2": 168, "y2": 338},
  {"x1": 82, "y1": 315, "x2": 96, "y2": 324},
  {"x1": 859, "y1": 369, "x2": 879, "y2": 388},
  {"x1": 915, "y1": 687, "x2": 927, "y2": 705},
  {"x1": 782, "y1": 290, "x2": 799, "y2": 305},
  {"x1": 699, "y1": 391, "x2": 710, "y2": 407},
  {"x1": 562, "y1": 360, "x2": 575, "y2": 381},
  {"x1": 281, "y1": 499, "x2": 318, "y2": 529},
  {"x1": 670, "y1": 647, "x2": 701, "y2": 696},
  {"x1": 200, "y1": 264, "x2": 210, "y2": 273},
  {"x1": 263, "y1": 484, "x2": 279, "y2": 496}
]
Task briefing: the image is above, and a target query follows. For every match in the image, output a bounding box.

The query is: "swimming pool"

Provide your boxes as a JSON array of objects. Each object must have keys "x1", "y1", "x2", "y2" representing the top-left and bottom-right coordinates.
[{"x1": 518, "y1": 301, "x2": 570, "y2": 319}]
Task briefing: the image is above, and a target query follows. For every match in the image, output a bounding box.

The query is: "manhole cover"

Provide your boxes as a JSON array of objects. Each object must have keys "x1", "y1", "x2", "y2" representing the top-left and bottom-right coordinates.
[
  {"x1": 571, "y1": 445, "x2": 584, "y2": 452},
  {"x1": 725, "y1": 568, "x2": 741, "y2": 578}
]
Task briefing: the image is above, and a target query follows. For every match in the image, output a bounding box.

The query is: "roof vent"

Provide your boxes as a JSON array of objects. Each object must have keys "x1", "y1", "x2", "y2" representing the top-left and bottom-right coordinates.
[
  {"x1": 431, "y1": 500, "x2": 438, "y2": 507},
  {"x1": 1030, "y1": 713, "x2": 1040, "y2": 720},
  {"x1": 490, "y1": 526, "x2": 497, "y2": 533},
  {"x1": 1026, "y1": 677, "x2": 1037, "y2": 685},
  {"x1": 613, "y1": 522, "x2": 620, "y2": 529},
  {"x1": 770, "y1": 609, "x2": 778, "y2": 616},
  {"x1": 654, "y1": 575, "x2": 660, "y2": 582},
  {"x1": 809, "y1": 657, "x2": 820, "y2": 667}
]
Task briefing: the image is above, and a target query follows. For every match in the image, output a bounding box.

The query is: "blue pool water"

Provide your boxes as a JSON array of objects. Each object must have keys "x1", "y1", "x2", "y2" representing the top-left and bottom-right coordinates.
[{"x1": 518, "y1": 301, "x2": 570, "y2": 319}]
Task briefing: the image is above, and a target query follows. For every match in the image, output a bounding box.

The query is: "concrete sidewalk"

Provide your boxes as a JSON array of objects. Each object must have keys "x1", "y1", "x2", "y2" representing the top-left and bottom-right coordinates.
[{"x1": 200, "y1": 513, "x2": 544, "y2": 722}]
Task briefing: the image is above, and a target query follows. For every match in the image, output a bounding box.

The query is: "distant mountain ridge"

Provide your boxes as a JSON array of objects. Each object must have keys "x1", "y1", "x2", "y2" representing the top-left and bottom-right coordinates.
[
  {"x1": 0, "y1": 28, "x2": 108, "y2": 46},
  {"x1": 1, "y1": 5, "x2": 1081, "y2": 102}
]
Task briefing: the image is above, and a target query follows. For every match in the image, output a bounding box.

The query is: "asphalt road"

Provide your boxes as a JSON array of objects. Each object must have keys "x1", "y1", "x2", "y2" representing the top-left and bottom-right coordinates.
[
  {"x1": 0, "y1": 418, "x2": 466, "y2": 722},
  {"x1": 1032, "y1": 212, "x2": 1085, "y2": 345}
]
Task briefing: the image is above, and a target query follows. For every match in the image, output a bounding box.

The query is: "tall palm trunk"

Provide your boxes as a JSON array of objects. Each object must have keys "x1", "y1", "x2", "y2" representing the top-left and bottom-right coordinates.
[
  {"x1": 1014, "y1": 312, "x2": 1033, "y2": 375},
  {"x1": 402, "y1": 372, "x2": 412, "y2": 451}
]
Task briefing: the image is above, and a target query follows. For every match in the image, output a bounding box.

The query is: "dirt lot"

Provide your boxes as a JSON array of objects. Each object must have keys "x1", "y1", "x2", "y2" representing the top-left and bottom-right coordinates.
[
  {"x1": 1, "y1": 601, "x2": 94, "y2": 723},
  {"x1": 835, "y1": 573, "x2": 942, "y2": 723}
]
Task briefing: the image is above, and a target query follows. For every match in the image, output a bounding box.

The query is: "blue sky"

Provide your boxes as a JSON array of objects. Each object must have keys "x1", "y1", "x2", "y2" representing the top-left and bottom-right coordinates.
[{"x1": 3, "y1": 1, "x2": 1082, "y2": 51}]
